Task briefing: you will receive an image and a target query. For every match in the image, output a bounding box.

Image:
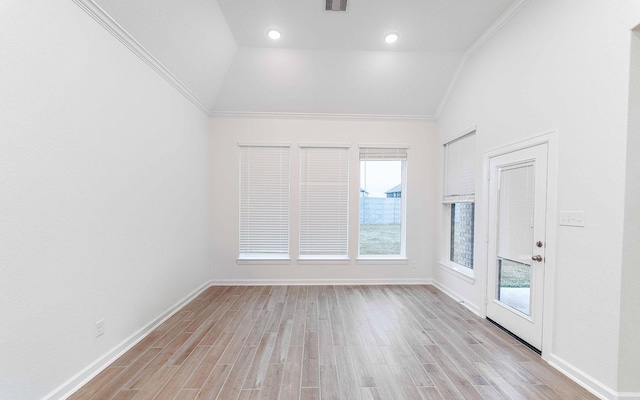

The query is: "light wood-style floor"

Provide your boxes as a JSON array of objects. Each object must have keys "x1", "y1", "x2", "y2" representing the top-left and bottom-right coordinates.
[{"x1": 70, "y1": 285, "x2": 595, "y2": 400}]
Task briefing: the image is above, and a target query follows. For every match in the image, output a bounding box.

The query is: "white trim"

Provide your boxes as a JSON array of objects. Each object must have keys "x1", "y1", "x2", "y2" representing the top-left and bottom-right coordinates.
[
  {"x1": 480, "y1": 130, "x2": 559, "y2": 360},
  {"x1": 356, "y1": 258, "x2": 409, "y2": 265},
  {"x1": 442, "y1": 195, "x2": 475, "y2": 204},
  {"x1": 71, "y1": 0, "x2": 213, "y2": 116},
  {"x1": 431, "y1": 280, "x2": 480, "y2": 316},
  {"x1": 236, "y1": 258, "x2": 292, "y2": 265},
  {"x1": 297, "y1": 258, "x2": 351, "y2": 265},
  {"x1": 358, "y1": 144, "x2": 411, "y2": 149},
  {"x1": 435, "y1": 0, "x2": 531, "y2": 119},
  {"x1": 210, "y1": 111, "x2": 436, "y2": 121},
  {"x1": 441, "y1": 125, "x2": 478, "y2": 146},
  {"x1": 208, "y1": 278, "x2": 432, "y2": 286},
  {"x1": 548, "y1": 354, "x2": 622, "y2": 400},
  {"x1": 238, "y1": 142, "x2": 291, "y2": 147},
  {"x1": 41, "y1": 281, "x2": 211, "y2": 400},
  {"x1": 438, "y1": 261, "x2": 475, "y2": 283},
  {"x1": 298, "y1": 143, "x2": 351, "y2": 148}
]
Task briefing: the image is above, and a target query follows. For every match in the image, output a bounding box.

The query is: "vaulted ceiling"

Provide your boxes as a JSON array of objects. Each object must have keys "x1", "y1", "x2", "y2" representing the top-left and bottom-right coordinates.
[{"x1": 92, "y1": 0, "x2": 518, "y2": 118}]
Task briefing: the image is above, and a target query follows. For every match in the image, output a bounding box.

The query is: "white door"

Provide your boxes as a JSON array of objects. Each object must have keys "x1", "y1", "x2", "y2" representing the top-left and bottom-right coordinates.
[{"x1": 486, "y1": 143, "x2": 548, "y2": 351}]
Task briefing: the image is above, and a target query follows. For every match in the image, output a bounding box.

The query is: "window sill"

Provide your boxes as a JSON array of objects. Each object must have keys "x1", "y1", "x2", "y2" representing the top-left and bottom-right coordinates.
[
  {"x1": 297, "y1": 257, "x2": 350, "y2": 265},
  {"x1": 439, "y1": 261, "x2": 475, "y2": 283},
  {"x1": 357, "y1": 258, "x2": 408, "y2": 265},
  {"x1": 237, "y1": 258, "x2": 291, "y2": 265}
]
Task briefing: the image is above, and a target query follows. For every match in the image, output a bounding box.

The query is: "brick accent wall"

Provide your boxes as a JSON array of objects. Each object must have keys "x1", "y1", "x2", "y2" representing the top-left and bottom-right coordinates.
[{"x1": 450, "y1": 203, "x2": 474, "y2": 268}]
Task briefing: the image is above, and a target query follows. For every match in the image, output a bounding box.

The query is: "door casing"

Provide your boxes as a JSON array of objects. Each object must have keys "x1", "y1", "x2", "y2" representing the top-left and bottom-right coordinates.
[{"x1": 480, "y1": 130, "x2": 559, "y2": 360}]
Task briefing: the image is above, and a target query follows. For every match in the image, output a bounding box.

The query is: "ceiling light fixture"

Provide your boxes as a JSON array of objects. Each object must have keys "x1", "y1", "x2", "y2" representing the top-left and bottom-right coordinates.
[
  {"x1": 384, "y1": 33, "x2": 399, "y2": 44},
  {"x1": 267, "y1": 29, "x2": 281, "y2": 40}
]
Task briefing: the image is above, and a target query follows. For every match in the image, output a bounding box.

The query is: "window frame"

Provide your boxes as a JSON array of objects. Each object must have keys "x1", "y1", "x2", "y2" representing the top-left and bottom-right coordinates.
[
  {"x1": 298, "y1": 143, "x2": 350, "y2": 261},
  {"x1": 441, "y1": 130, "x2": 476, "y2": 279},
  {"x1": 237, "y1": 142, "x2": 291, "y2": 263},
  {"x1": 357, "y1": 145, "x2": 409, "y2": 261}
]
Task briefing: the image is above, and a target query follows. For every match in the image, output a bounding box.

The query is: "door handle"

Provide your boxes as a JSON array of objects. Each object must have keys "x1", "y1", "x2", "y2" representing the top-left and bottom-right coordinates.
[{"x1": 532, "y1": 255, "x2": 543, "y2": 262}]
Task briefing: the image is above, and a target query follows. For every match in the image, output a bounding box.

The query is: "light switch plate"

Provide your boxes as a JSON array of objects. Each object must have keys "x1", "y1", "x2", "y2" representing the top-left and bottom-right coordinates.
[{"x1": 559, "y1": 211, "x2": 586, "y2": 227}]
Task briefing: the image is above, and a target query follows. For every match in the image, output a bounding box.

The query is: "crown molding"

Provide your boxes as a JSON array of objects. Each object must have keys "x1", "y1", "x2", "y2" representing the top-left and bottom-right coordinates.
[
  {"x1": 435, "y1": 0, "x2": 531, "y2": 119},
  {"x1": 72, "y1": 0, "x2": 213, "y2": 116},
  {"x1": 209, "y1": 111, "x2": 436, "y2": 122}
]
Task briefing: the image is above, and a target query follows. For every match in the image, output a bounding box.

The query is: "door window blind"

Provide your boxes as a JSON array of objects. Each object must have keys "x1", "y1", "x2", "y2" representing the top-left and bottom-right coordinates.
[
  {"x1": 299, "y1": 146, "x2": 349, "y2": 258},
  {"x1": 444, "y1": 132, "x2": 476, "y2": 202},
  {"x1": 239, "y1": 145, "x2": 290, "y2": 258}
]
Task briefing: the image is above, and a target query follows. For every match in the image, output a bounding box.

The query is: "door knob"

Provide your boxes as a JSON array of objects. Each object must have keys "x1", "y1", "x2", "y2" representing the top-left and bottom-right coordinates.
[{"x1": 532, "y1": 255, "x2": 543, "y2": 262}]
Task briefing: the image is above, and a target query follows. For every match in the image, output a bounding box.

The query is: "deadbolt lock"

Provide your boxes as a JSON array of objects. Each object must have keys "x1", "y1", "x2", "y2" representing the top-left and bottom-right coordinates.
[{"x1": 536, "y1": 241, "x2": 543, "y2": 248}]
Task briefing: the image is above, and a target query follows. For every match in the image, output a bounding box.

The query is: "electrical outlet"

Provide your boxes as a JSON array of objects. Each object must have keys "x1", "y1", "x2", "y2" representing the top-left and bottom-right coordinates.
[{"x1": 96, "y1": 319, "x2": 105, "y2": 337}]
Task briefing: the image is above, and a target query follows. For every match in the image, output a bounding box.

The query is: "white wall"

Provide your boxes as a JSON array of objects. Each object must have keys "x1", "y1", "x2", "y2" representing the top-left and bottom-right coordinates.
[
  {"x1": 0, "y1": 2, "x2": 213, "y2": 399},
  {"x1": 618, "y1": 27, "x2": 640, "y2": 394},
  {"x1": 436, "y1": 0, "x2": 640, "y2": 396},
  {"x1": 210, "y1": 117, "x2": 437, "y2": 283}
]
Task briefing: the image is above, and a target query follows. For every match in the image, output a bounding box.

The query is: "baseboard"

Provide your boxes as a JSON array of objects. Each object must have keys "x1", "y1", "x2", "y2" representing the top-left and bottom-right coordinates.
[
  {"x1": 548, "y1": 354, "x2": 629, "y2": 400},
  {"x1": 431, "y1": 280, "x2": 480, "y2": 316},
  {"x1": 42, "y1": 281, "x2": 211, "y2": 400},
  {"x1": 208, "y1": 278, "x2": 433, "y2": 286}
]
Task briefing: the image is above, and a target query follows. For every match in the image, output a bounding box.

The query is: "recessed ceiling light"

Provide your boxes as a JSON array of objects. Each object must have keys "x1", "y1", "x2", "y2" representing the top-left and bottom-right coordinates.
[
  {"x1": 267, "y1": 29, "x2": 282, "y2": 40},
  {"x1": 384, "y1": 33, "x2": 399, "y2": 44}
]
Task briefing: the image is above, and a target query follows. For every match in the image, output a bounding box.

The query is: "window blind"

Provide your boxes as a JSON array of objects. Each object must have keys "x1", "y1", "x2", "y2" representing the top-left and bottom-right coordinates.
[
  {"x1": 444, "y1": 132, "x2": 476, "y2": 202},
  {"x1": 239, "y1": 145, "x2": 290, "y2": 258},
  {"x1": 359, "y1": 146, "x2": 408, "y2": 161},
  {"x1": 299, "y1": 146, "x2": 349, "y2": 258}
]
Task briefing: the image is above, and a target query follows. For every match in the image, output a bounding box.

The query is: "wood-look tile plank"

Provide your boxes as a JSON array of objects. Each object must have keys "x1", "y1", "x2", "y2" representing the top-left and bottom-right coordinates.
[
  {"x1": 238, "y1": 389, "x2": 261, "y2": 400},
  {"x1": 289, "y1": 310, "x2": 306, "y2": 347},
  {"x1": 334, "y1": 346, "x2": 362, "y2": 400},
  {"x1": 219, "y1": 314, "x2": 258, "y2": 365},
  {"x1": 269, "y1": 318, "x2": 293, "y2": 364},
  {"x1": 317, "y1": 319, "x2": 336, "y2": 366},
  {"x1": 299, "y1": 388, "x2": 319, "y2": 400},
  {"x1": 417, "y1": 386, "x2": 444, "y2": 400},
  {"x1": 175, "y1": 390, "x2": 199, "y2": 400},
  {"x1": 279, "y1": 345, "x2": 303, "y2": 400},
  {"x1": 130, "y1": 365, "x2": 177, "y2": 400},
  {"x1": 151, "y1": 345, "x2": 209, "y2": 400},
  {"x1": 347, "y1": 344, "x2": 377, "y2": 388},
  {"x1": 217, "y1": 346, "x2": 258, "y2": 400},
  {"x1": 243, "y1": 332, "x2": 277, "y2": 390},
  {"x1": 199, "y1": 310, "x2": 238, "y2": 346},
  {"x1": 89, "y1": 348, "x2": 162, "y2": 400},
  {"x1": 111, "y1": 390, "x2": 139, "y2": 400},
  {"x1": 424, "y1": 345, "x2": 483, "y2": 399},
  {"x1": 301, "y1": 331, "x2": 319, "y2": 388},
  {"x1": 421, "y1": 363, "x2": 464, "y2": 400},
  {"x1": 265, "y1": 302, "x2": 285, "y2": 333},
  {"x1": 319, "y1": 364, "x2": 339, "y2": 400},
  {"x1": 110, "y1": 331, "x2": 165, "y2": 367},
  {"x1": 281, "y1": 287, "x2": 299, "y2": 320},
  {"x1": 184, "y1": 331, "x2": 234, "y2": 389},
  {"x1": 521, "y1": 360, "x2": 595, "y2": 399},
  {"x1": 69, "y1": 366, "x2": 125, "y2": 400},
  {"x1": 257, "y1": 363, "x2": 284, "y2": 400},
  {"x1": 196, "y1": 363, "x2": 232, "y2": 400},
  {"x1": 245, "y1": 310, "x2": 271, "y2": 347}
]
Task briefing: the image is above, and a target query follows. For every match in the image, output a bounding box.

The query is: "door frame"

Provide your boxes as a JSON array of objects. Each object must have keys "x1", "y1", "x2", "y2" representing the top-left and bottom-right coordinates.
[{"x1": 480, "y1": 130, "x2": 558, "y2": 360}]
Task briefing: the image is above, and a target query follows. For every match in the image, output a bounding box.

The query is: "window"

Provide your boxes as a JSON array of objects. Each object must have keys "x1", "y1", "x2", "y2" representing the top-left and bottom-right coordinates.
[
  {"x1": 443, "y1": 131, "x2": 476, "y2": 270},
  {"x1": 299, "y1": 145, "x2": 349, "y2": 259},
  {"x1": 239, "y1": 144, "x2": 290, "y2": 259},
  {"x1": 359, "y1": 146, "x2": 408, "y2": 258}
]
